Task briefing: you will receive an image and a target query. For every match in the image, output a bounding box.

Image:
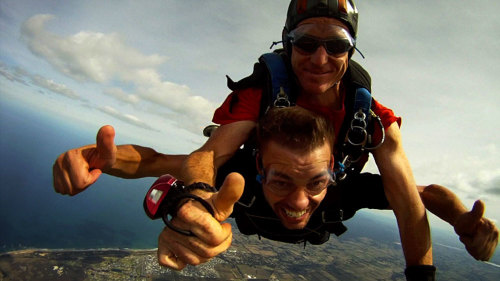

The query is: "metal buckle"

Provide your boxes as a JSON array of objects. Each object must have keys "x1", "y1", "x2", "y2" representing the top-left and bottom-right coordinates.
[{"x1": 273, "y1": 86, "x2": 291, "y2": 108}]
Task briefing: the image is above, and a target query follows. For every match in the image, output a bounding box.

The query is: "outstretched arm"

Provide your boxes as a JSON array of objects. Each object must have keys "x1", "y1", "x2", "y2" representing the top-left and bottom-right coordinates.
[
  {"x1": 419, "y1": 184, "x2": 499, "y2": 260},
  {"x1": 53, "y1": 125, "x2": 185, "y2": 195},
  {"x1": 373, "y1": 123, "x2": 433, "y2": 268}
]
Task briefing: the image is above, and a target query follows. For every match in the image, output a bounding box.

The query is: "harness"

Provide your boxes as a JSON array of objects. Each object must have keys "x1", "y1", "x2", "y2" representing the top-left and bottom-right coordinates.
[{"x1": 215, "y1": 50, "x2": 385, "y2": 245}]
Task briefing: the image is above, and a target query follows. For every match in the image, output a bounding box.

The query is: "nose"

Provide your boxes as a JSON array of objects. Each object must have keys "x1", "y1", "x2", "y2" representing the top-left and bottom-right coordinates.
[
  {"x1": 310, "y1": 45, "x2": 329, "y2": 66},
  {"x1": 285, "y1": 186, "x2": 310, "y2": 210}
]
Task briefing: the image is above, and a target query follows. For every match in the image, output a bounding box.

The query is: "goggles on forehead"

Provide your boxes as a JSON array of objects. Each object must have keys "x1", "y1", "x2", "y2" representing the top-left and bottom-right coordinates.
[{"x1": 287, "y1": 23, "x2": 355, "y2": 56}]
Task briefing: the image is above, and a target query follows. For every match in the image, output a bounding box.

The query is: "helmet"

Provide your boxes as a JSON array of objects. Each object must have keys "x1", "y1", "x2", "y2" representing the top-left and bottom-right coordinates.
[{"x1": 284, "y1": 0, "x2": 358, "y2": 38}]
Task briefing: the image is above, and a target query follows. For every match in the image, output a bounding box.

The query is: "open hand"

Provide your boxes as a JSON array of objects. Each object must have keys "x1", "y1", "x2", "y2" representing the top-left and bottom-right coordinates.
[
  {"x1": 454, "y1": 200, "x2": 499, "y2": 261},
  {"x1": 157, "y1": 172, "x2": 245, "y2": 270},
  {"x1": 53, "y1": 125, "x2": 117, "y2": 195}
]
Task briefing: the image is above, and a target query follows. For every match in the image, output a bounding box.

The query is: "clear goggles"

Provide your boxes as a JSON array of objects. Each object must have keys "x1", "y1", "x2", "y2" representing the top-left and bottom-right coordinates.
[
  {"x1": 287, "y1": 23, "x2": 355, "y2": 56},
  {"x1": 261, "y1": 160, "x2": 335, "y2": 197}
]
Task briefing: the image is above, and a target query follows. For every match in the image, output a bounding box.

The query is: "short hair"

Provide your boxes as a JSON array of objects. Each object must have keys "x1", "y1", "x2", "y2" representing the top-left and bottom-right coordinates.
[{"x1": 257, "y1": 106, "x2": 335, "y2": 153}]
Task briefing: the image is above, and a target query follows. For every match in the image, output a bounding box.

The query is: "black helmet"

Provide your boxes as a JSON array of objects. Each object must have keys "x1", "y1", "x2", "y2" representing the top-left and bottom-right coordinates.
[{"x1": 284, "y1": 0, "x2": 358, "y2": 38}]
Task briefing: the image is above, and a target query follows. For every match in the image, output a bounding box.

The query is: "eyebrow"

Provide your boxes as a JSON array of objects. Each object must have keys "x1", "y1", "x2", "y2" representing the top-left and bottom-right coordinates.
[{"x1": 267, "y1": 169, "x2": 330, "y2": 182}]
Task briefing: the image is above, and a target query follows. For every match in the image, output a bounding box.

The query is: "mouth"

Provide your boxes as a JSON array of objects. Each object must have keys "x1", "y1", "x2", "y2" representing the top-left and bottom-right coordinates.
[
  {"x1": 305, "y1": 69, "x2": 331, "y2": 75},
  {"x1": 284, "y1": 208, "x2": 307, "y2": 219}
]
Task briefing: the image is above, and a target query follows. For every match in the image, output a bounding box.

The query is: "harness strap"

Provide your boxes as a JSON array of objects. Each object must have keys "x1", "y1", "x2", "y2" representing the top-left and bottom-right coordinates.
[
  {"x1": 336, "y1": 87, "x2": 377, "y2": 180},
  {"x1": 259, "y1": 53, "x2": 292, "y2": 109},
  {"x1": 354, "y1": 87, "x2": 372, "y2": 117}
]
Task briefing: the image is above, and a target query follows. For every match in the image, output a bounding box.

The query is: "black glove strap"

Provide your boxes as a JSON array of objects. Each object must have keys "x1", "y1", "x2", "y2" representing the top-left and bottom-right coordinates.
[
  {"x1": 404, "y1": 265, "x2": 436, "y2": 281},
  {"x1": 162, "y1": 183, "x2": 216, "y2": 236}
]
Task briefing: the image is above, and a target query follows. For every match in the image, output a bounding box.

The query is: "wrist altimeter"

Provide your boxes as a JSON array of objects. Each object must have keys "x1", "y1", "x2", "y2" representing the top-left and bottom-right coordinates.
[{"x1": 144, "y1": 174, "x2": 216, "y2": 236}]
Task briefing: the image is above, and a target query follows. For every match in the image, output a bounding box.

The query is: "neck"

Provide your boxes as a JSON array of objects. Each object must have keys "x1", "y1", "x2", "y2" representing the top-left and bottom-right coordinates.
[{"x1": 301, "y1": 82, "x2": 343, "y2": 109}]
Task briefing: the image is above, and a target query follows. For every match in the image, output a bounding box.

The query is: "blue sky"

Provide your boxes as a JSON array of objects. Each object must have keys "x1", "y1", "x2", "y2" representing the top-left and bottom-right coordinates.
[{"x1": 1, "y1": 0, "x2": 499, "y2": 230}]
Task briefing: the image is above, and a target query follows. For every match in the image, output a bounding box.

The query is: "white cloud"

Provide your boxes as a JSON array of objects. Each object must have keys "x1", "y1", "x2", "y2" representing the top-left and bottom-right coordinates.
[
  {"x1": 31, "y1": 75, "x2": 80, "y2": 100},
  {"x1": 20, "y1": 14, "x2": 216, "y2": 134},
  {"x1": 20, "y1": 14, "x2": 167, "y2": 83},
  {"x1": 0, "y1": 62, "x2": 29, "y2": 85},
  {"x1": 1, "y1": 61, "x2": 80, "y2": 100},
  {"x1": 103, "y1": 88, "x2": 140, "y2": 104},
  {"x1": 98, "y1": 105, "x2": 156, "y2": 131}
]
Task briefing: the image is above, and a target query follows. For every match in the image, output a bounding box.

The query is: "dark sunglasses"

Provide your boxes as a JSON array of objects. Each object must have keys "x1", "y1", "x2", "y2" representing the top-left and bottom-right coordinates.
[{"x1": 288, "y1": 34, "x2": 354, "y2": 56}]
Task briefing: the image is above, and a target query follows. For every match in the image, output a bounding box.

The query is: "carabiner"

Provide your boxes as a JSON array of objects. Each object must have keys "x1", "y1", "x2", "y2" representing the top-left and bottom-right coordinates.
[{"x1": 273, "y1": 86, "x2": 291, "y2": 108}]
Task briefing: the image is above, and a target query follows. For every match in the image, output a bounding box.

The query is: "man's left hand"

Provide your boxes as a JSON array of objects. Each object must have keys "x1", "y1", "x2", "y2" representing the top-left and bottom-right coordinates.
[{"x1": 454, "y1": 200, "x2": 499, "y2": 261}]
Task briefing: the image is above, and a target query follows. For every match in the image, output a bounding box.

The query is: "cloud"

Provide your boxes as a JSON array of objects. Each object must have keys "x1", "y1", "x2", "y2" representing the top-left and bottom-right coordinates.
[
  {"x1": 20, "y1": 14, "x2": 167, "y2": 83},
  {"x1": 31, "y1": 75, "x2": 80, "y2": 100},
  {"x1": 136, "y1": 79, "x2": 215, "y2": 133},
  {"x1": 20, "y1": 14, "x2": 216, "y2": 134},
  {"x1": 483, "y1": 174, "x2": 500, "y2": 196},
  {"x1": 444, "y1": 169, "x2": 500, "y2": 201},
  {"x1": 1, "y1": 61, "x2": 81, "y2": 100},
  {"x1": 0, "y1": 62, "x2": 29, "y2": 86},
  {"x1": 103, "y1": 88, "x2": 140, "y2": 104},
  {"x1": 98, "y1": 105, "x2": 157, "y2": 131}
]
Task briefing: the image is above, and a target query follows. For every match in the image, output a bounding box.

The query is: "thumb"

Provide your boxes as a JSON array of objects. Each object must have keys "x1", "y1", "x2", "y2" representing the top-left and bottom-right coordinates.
[
  {"x1": 212, "y1": 172, "x2": 245, "y2": 222},
  {"x1": 470, "y1": 200, "x2": 485, "y2": 221},
  {"x1": 95, "y1": 125, "x2": 117, "y2": 167}
]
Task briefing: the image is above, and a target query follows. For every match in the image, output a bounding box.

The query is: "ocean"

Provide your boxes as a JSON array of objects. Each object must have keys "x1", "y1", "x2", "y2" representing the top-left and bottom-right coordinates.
[{"x1": 0, "y1": 100, "x2": 162, "y2": 252}]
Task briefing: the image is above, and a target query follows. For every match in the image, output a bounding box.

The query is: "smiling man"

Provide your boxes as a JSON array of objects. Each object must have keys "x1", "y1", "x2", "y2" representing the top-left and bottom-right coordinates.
[
  {"x1": 223, "y1": 106, "x2": 390, "y2": 246},
  {"x1": 256, "y1": 106, "x2": 336, "y2": 231}
]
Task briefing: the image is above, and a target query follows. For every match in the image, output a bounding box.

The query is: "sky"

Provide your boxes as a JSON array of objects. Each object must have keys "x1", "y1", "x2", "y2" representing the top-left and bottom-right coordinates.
[{"x1": 1, "y1": 0, "x2": 499, "y2": 232}]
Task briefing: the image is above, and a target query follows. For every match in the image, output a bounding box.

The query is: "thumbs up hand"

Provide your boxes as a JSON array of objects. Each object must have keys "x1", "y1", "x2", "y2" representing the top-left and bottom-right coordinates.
[
  {"x1": 53, "y1": 125, "x2": 117, "y2": 195},
  {"x1": 454, "y1": 200, "x2": 499, "y2": 261},
  {"x1": 157, "y1": 172, "x2": 245, "y2": 270}
]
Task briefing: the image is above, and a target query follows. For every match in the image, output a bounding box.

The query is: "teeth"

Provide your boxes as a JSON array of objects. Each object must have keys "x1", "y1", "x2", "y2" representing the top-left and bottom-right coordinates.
[{"x1": 284, "y1": 209, "x2": 306, "y2": 218}]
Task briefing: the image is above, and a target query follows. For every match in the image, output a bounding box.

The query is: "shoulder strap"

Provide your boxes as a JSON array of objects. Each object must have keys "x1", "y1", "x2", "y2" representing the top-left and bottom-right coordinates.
[
  {"x1": 259, "y1": 52, "x2": 292, "y2": 109},
  {"x1": 346, "y1": 59, "x2": 372, "y2": 92},
  {"x1": 226, "y1": 49, "x2": 295, "y2": 117}
]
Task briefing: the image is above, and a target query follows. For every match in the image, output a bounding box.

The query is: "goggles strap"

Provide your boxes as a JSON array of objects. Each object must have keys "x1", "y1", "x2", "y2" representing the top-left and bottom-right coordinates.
[{"x1": 354, "y1": 46, "x2": 365, "y2": 59}]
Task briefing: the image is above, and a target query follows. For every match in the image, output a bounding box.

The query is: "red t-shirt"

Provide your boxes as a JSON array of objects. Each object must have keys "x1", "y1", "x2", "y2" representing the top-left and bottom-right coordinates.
[{"x1": 212, "y1": 87, "x2": 401, "y2": 143}]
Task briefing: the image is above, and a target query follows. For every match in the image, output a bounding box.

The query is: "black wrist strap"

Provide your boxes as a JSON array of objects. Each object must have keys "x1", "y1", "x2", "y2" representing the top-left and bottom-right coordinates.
[
  {"x1": 162, "y1": 183, "x2": 216, "y2": 236},
  {"x1": 405, "y1": 265, "x2": 436, "y2": 281}
]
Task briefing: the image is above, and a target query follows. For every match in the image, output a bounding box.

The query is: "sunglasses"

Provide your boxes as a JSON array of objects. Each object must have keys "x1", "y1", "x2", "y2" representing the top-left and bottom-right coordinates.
[{"x1": 288, "y1": 34, "x2": 354, "y2": 56}]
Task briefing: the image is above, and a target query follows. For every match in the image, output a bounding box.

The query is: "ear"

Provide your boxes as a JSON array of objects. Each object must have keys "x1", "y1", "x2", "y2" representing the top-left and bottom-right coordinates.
[
  {"x1": 255, "y1": 150, "x2": 264, "y2": 174},
  {"x1": 329, "y1": 154, "x2": 335, "y2": 172},
  {"x1": 255, "y1": 151, "x2": 265, "y2": 184}
]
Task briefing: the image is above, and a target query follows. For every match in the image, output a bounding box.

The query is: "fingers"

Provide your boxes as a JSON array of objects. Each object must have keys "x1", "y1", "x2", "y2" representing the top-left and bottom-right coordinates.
[
  {"x1": 458, "y1": 207, "x2": 499, "y2": 261},
  {"x1": 468, "y1": 218, "x2": 499, "y2": 261},
  {"x1": 53, "y1": 148, "x2": 101, "y2": 195},
  {"x1": 96, "y1": 125, "x2": 116, "y2": 160},
  {"x1": 158, "y1": 227, "x2": 187, "y2": 270},
  {"x1": 53, "y1": 125, "x2": 115, "y2": 196},
  {"x1": 156, "y1": 172, "x2": 242, "y2": 270},
  {"x1": 158, "y1": 223, "x2": 233, "y2": 270},
  {"x1": 176, "y1": 199, "x2": 233, "y2": 246},
  {"x1": 470, "y1": 200, "x2": 485, "y2": 222},
  {"x1": 93, "y1": 125, "x2": 117, "y2": 169},
  {"x1": 212, "y1": 172, "x2": 245, "y2": 221}
]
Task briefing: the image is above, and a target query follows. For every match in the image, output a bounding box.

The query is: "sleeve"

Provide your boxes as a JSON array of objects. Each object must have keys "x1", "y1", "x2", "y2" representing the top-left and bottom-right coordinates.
[
  {"x1": 212, "y1": 88, "x2": 263, "y2": 125},
  {"x1": 372, "y1": 98, "x2": 402, "y2": 129},
  {"x1": 370, "y1": 98, "x2": 402, "y2": 145}
]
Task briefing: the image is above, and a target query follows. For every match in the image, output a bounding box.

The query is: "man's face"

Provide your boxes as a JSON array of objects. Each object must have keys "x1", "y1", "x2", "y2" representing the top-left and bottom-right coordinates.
[
  {"x1": 290, "y1": 17, "x2": 351, "y2": 96},
  {"x1": 260, "y1": 140, "x2": 333, "y2": 230}
]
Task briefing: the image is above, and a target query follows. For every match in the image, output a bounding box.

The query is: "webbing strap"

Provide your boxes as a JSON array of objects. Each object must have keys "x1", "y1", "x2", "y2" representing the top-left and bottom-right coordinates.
[
  {"x1": 354, "y1": 87, "x2": 372, "y2": 116},
  {"x1": 259, "y1": 53, "x2": 291, "y2": 107}
]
